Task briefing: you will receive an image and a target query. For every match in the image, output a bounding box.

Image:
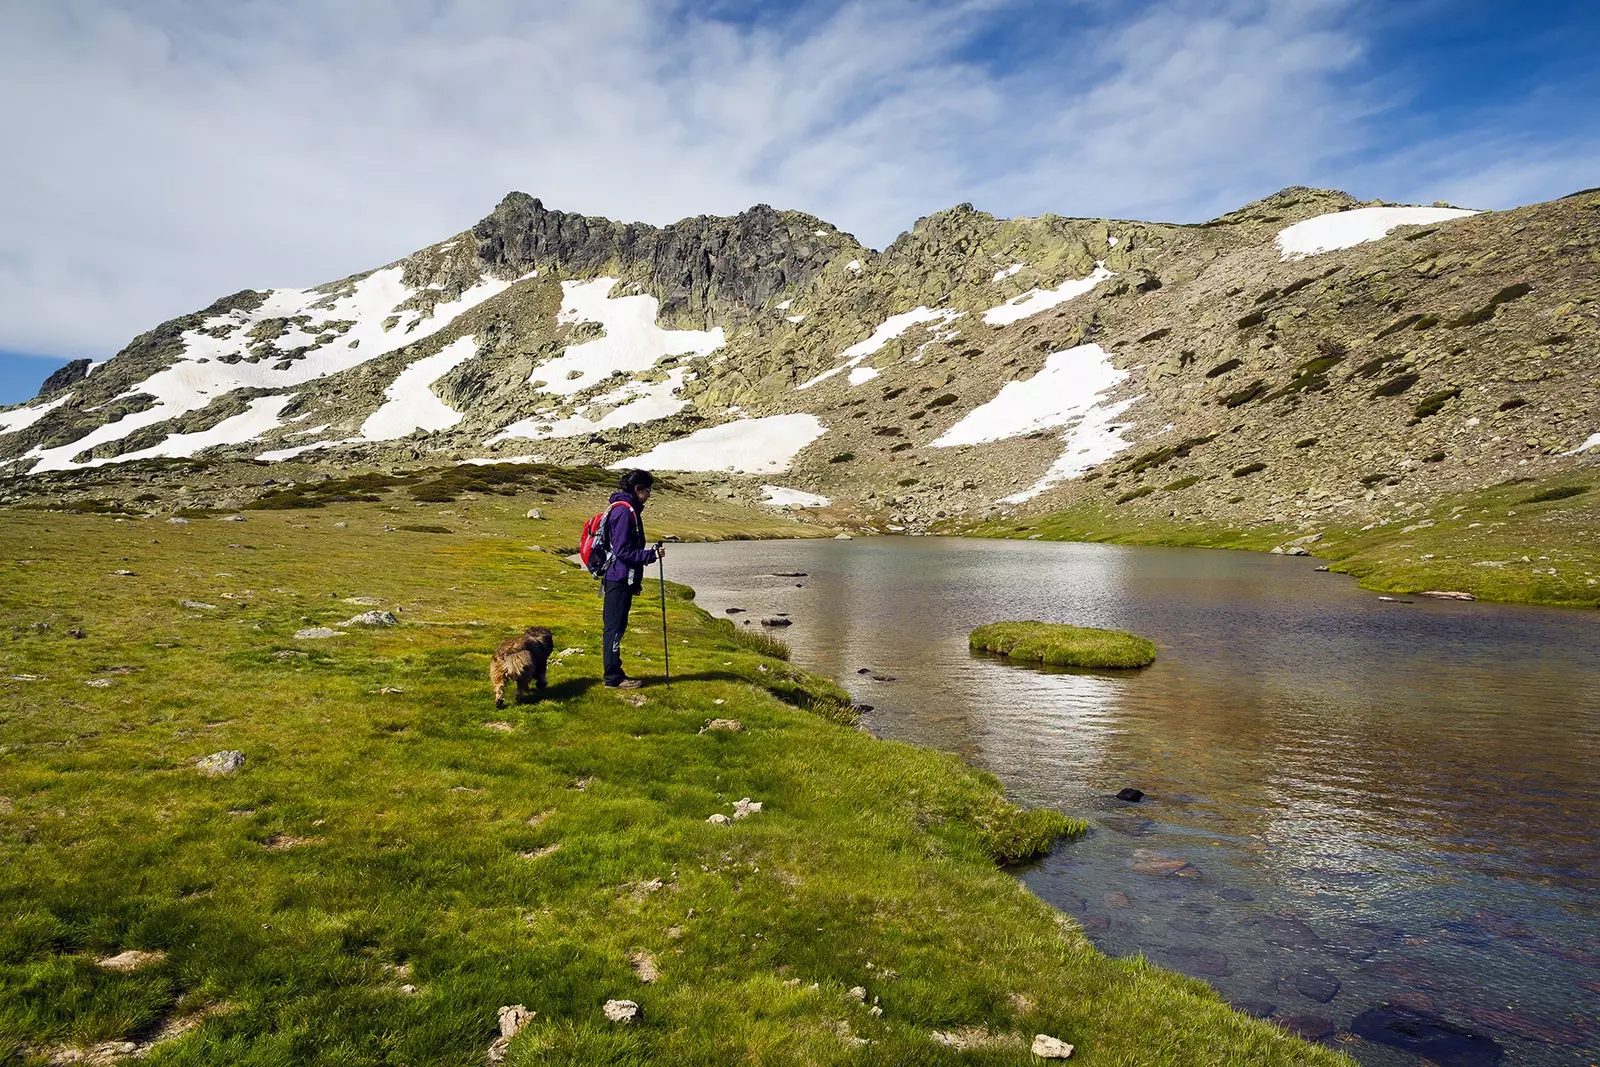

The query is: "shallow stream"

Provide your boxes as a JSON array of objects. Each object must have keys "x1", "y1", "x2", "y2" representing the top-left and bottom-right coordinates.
[{"x1": 672, "y1": 536, "x2": 1599, "y2": 1065}]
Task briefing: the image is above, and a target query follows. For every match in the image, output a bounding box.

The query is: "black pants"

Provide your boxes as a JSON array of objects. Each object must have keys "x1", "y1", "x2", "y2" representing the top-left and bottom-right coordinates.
[{"x1": 602, "y1": 579, "x2": 636, "y2": 685}]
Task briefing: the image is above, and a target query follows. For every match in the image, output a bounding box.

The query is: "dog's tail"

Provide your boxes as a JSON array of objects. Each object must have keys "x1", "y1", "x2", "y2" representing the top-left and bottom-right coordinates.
[{"x1": 501, "y1": 649, "x2": 533, "y2": 678}]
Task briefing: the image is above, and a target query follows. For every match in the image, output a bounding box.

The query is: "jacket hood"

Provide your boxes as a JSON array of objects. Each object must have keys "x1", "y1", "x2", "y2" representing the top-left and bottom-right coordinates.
[{"x1": 609, "y1": 489, "x2": 643, "y2": 509}]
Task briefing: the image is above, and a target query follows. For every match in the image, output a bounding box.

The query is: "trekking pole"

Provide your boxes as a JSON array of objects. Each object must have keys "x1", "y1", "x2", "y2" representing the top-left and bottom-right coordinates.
[{"x1": 655, "y1": 542, "x2": 670, "y2": 686}]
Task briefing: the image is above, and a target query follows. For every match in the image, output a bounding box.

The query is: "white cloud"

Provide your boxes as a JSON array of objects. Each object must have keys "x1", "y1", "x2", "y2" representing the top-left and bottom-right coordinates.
[{"x1": 0, "y1": 0, "x2": 1593, "y2": 363}]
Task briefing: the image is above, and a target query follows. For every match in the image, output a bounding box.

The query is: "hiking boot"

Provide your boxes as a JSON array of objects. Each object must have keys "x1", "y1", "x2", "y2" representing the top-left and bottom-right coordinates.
[{"x1": 606, "y1": 678, "x2": 643, "y2": 690}]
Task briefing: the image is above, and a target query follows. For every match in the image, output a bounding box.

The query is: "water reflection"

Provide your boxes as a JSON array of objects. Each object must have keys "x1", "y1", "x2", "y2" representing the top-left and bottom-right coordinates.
[{"x1": 673, "y1": 537, "x2": 1600, "y2": 1065}]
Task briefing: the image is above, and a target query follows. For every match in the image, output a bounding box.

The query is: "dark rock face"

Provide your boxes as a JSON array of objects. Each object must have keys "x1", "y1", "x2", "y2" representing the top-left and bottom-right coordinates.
[
  {"x1": 37, "y1": 358, "x2": 92, "y2": 396},
  {"x1": 473, "y1": 193, "x2": 849, "y2": 325},
  {"x1": 1349, "y1": 1005, "x2": 1504, "y2": 1066}
]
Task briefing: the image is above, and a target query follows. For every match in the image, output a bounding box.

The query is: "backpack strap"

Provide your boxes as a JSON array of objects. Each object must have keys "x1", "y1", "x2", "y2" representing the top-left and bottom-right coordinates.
[{"x1": 600, "y1": 500, "x2": 635, "y2": 572}]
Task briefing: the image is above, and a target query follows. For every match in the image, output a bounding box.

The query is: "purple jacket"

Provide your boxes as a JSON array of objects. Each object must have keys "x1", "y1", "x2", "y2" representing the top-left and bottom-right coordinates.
[{"x1": 602, "y1": 490, "x2": 657, "y2": 584}]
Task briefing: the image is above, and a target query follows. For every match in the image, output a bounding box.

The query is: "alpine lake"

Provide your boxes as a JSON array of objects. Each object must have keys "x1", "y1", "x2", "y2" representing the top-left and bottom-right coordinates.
[{"x1": 671, "y1": 536, "x2": 1600, "y2": 1066}]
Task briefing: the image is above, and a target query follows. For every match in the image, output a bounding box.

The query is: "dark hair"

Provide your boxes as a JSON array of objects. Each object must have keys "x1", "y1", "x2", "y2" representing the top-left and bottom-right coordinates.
[{"x1": 618, "y1": 469, "x2": 655, "y2": 493}]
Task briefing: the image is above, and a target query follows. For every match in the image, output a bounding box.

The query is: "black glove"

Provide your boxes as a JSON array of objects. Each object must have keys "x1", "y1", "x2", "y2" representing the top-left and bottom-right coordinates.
[{"x1": 630, "y1": 583, "x2": 643, "y2": 596}]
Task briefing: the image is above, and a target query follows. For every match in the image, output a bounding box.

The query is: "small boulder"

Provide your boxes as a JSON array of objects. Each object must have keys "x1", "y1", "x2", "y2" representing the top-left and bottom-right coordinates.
[
  {"x1": 181, "y1": 600, "x2": 219, "y2": 611},
  {"x1": 196, "y1": 751, "x2": 245, "y2": 777},
  {"x1": 1285, "y1": 546, "x2": 1310, "y2": 556},
  {"x1": 97, "y1": 949, "x2": 166, "y2": 971},
  {"x1": 219, "y1": 515, "x2": 246, "y2": 522},
  {"x1": 1116, "y1": 788, "x2": 1144, "y2": 802},
  {"x1": 603, "y1": 999, "x2": 641, "y2": 1024},
  {"x1": 1293, "y1": 966, "x2": 1341, "y2": 1003},
  {"x1": 1277, "y1": 1015, "x2": 1335, "y2": 1041},
  {"x1": 630, "y1": 951, "x2": 659, "y2": 983},
  {"x1": 167, "y1": 517, "x2": 189, "y2": 525},
  {"x1": 343, "y1": 596, "x2": 383, "y2": 606},
  {"x1": 1419, "y1": 590, "x2": 1475, "y2": 600},
  {"x1": 724, "y1": 607, "x2": 746, "y2": 614},
  {"x1": 700, "y1": 719, "x2": 742, "y2": 733},
  {"x1": 341, "y1": 610, "x2": 398, "y2": 627},
  {"x1": 834, "y1": 532, "x2": 853, "y2": 539},
  {"x1": 732, "y1": 797, "x2": 762, "y2": 819},
  {"x1": 526, "y1": 508, "x2": 544, "y2": 520},
  {"x1": 1031, "y1": 1033, "x2": 1075, "y2": 1058},
  {"x1": 760, "y1": 617, "x2": 792, "y2": 627},
  {"x1": 111, "y1": 569, "x2": 136, "y2": 577},
  {"x1": 706, "y1": 813, "x2": 731, "y2": 825},
  {"x1": 488, "y1": 1004, "x2": 533, "y2": 1062},
  {"x1": 294, "y1": 627, "x2": 343, "y2": 640}
]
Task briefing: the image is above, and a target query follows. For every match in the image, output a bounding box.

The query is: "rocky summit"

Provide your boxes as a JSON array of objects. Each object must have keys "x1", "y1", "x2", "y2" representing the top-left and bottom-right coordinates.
[{"x1": 1, "y1": 186, "x2": 1596, "y2": 537}]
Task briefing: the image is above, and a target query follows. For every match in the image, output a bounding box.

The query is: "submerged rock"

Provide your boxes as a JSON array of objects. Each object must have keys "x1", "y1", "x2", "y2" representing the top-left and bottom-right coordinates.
[
  {"x1": 1292, "y1": 965, "x2": 1341, "y2": 1003},
  {"x1": 1116, "y1": 787, "x2": 1145, "y2": 802},
  {"x1": 1277, "y1": 1015, "x2": 1334, "y2": 1041},
  {"x1": 760, "y1": 617, "x2": 792, "y2": 627},
  {"x1": 1349, "y1": 1005, "x2": 1504, "y2": 1066}
]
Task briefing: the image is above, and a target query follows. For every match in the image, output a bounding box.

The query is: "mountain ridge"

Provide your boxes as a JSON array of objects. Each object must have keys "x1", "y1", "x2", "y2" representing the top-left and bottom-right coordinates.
[{"x1": 1, "y1": 183, "x2": 1594, "y2": 603}]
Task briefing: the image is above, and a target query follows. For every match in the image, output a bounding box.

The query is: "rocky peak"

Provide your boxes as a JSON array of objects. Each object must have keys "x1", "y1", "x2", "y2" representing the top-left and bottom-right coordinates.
[{"x1": 37, "y1": 359, "x2": 92, "y2": 398}]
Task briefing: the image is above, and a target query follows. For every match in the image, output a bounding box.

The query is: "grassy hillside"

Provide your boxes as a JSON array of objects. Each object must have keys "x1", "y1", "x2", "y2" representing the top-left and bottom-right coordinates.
[
  {"x1": 963, "y1": 470, "x2": 1599, "y2": 609},
  {"x1": 0, "y1": 492, "x2": 1347, "y2": 1065}
]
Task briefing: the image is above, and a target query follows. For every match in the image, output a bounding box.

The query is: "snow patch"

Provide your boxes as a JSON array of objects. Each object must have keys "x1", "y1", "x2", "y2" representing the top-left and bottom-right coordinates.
[
  {"x1": 761, "y1": 485, "x2": 830, "y2": 508},
  {"x1": 992, "y1": 263, "x2": 1026, "y2": 283},
  {"x1": 933, "y1": 343, "x2": 1127, "y2": 447},
  {"x1": 1108, "y1": 235, "x2": 1119, "y2": 247},
  {"x1": 1276, "y1": 206, "x2": 1478, "y2": 259},
  {"x1": 107, "y1": 395, "x2": 297, "y2": 465},
  {"x1": 610, "y1": 414, "x2": 825, "y2": 474},
  {"x1": 24, "y1": 267, "x2": 525, "y2": 473},
  {"x1": 848, "y1": 367, "x2": 880, "y2": 386},
  {"x1": 797, "y1": 307, "x2": 962, "y2": 390},
  {"x1": 493, "y1": 369, "x2": 689, "y2": 442},
  {"x1": 462, "y1": 454, "x2": 545, "y2": 465},
  {"x1": 1003, "y1": 397, "x2": 1139, "y2": 503},
  {"x1": 776, "y1": 299, "x2": 793, "y2": 310},
  {"x1": 0, "y1": 394, "x2": 72, "y2": 437},
  {"x1": 1564, "y1": 432, "x2": 1600, "y2": 455},
  {"x1": 527, "y1": 278, "x2": 723, "y2": 397},
  {"x1": 256, "y1": 440, "x2": 340, "y2": 462},
  {"x1": 786, "y1": 315, "x2": 805, "y2": 324},
  {"x1": 359, "y1": 336, "x2": 479, "y2": 441},
  {"x1": 981, "y1": 263, "x2": 1114, "y2": 326}
]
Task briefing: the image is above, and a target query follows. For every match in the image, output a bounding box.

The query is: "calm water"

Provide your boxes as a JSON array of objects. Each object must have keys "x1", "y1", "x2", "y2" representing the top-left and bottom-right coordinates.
[{"x1": 672, "y1": 537, "x2": 1600, "y2": 1065}]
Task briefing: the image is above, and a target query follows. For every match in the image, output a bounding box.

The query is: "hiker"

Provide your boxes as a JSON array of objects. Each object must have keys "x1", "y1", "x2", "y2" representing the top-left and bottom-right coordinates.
[{"x1": 597, "y1": 469, "x2": 663, "y2": 689}]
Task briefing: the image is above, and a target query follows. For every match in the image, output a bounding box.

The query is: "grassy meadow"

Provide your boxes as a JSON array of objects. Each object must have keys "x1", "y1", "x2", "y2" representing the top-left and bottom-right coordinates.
[{"x1": 0, "y1": 478, "x2": 1349, "y2": 1065}]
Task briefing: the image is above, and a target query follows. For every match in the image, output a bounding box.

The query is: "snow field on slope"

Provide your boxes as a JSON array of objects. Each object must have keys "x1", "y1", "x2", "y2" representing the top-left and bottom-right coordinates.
[
  {"x1": 932, "y1": 343, "x2": 1128, "y2": 447},
  {"x1": 848, "y1": 367, "x2": 880, "y2": 386},
  {"x1": 611, "y1": 414, "x2": 826, "y2": 474},
  {"x1": 359, "y1": 336, "x2": 481, "y2": 441},
  {"x1": 528, "y1": 278, "x2": 723, "y2": 397},
  {"x1": 761, "y1": 485, "x2": 830, "y2": 508},
  {"x1": 992, "y1": 263, "x2": 1026, "y2": 283},
  {"x1": 0, "y1": 394, "x2": 72, "y2": 437},
  {"x1": 24, "y1": 267, "x2": 525, "y2": 472},
  {"x1": 94, "y1": 396, "x2": 297, "y2": 467},
  {"x1": 492, "y1": 369, "x2": 691, "y2": 443},
  {"x1": 797, "y1": 307, "x2": 962, "y2": 390},
  {"x1": 981, "y1": 264, "x2": 1114, "y2": 326},
  {"x1": 1275, "y1": 206, "x2": 1479, "y2": 259},
  {"x1": 1002, "y1": 395, "x2": 1139, "y2": 503},
  {"x1": 1566, "y1": 432, "x2": 1600, "y2": 455}
]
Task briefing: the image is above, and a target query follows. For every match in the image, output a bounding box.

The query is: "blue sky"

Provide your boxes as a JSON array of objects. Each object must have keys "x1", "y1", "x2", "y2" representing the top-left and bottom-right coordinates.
[{"x1": 1, "y1": 0, "x2": 1596, "y2": 406}]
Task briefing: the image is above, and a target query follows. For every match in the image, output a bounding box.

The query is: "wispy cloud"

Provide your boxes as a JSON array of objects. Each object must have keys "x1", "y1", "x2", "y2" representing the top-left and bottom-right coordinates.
[{"x1": 0, "y1": 0, "x2": 1592, "y2": 360}]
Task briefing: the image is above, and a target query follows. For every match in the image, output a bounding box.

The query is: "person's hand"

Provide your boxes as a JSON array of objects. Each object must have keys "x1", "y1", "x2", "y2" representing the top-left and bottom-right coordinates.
[
  {"x1": 630, "y1": 583, "x2": 643, "y2": 596},
  {"x1": 655, "y1": 544, "x2": 667, "y2": 559}
]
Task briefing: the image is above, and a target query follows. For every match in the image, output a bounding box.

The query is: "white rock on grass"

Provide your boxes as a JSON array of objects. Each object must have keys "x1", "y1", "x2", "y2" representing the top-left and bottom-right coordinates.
[
  {"x1": 343, "y1": 596, "x2": 383, "y2": 606},
  {"x1": 603, "y1": 999, "x2": 642, "y2": 1024},
  {"x1": 526, "y1": 508, "x2": 544, "y2": 519},
  {"x1": 1032, "y1": 1034, "x2": 1075, "y2": 1058},
  {"x1": 487, "y1": 1004, "x2": 533, "y2": 1063},
  {"x1": 196, "y1": 751, "x2": 245, "y2": 777},
  {"x1": 219, "y1": 515, "x2": 246, "y2": 522},
  {"x1": 181, "y1": 600, "x2": 219, "y2": 611},
  {"x1": 732, "y1": 797, "x2": 762, "y2": 820},
  {"x1": 293, "y1": 627, "x2": 344, "y2": 640},
  {"x1": 340, "y1": 610, "x2": 398, "y2": 627},
  {"x1": 699, "y1": 718, "x2": 742, "y2": 733},
  {"x1": 706, "y1": 813, "x2": 731, "y2": 825},
  {"x1": 97, "y1": 949, "x2": 166, "y2": 971}
]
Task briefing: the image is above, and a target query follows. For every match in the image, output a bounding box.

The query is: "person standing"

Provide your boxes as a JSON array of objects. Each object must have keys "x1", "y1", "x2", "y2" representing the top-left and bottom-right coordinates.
[{"x1": 599, "y1": 469, "x2": 663, "y2": 689}]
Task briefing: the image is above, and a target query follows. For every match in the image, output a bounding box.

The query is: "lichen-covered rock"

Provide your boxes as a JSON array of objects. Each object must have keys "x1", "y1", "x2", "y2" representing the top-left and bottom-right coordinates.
[{"x1": 196, "y1": 750, "x2": 244, "y2": 777}]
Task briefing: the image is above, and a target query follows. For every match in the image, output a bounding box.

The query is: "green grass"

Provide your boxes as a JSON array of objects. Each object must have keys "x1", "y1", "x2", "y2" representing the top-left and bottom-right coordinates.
[
  {"x1": 960, "y1": 473, "x2": 1599, "y2": 609},
  {"x1": 969, "y1": 622, "x2": 1157, "y2": 670},
  {"x1": 0, "y1": 489, "x2": 1344, "y2": 1065}
]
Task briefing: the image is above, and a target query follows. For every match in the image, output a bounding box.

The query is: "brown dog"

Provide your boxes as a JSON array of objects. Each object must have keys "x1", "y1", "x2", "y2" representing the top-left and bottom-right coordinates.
[{"x1": 490, "y1": 627, "x2": 554, "y2": 708}]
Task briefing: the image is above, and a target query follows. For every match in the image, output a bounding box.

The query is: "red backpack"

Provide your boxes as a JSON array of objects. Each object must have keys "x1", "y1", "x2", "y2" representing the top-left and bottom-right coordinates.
[{"x1": 579, "y1": 500, "x2": 633, "y2": 578}]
